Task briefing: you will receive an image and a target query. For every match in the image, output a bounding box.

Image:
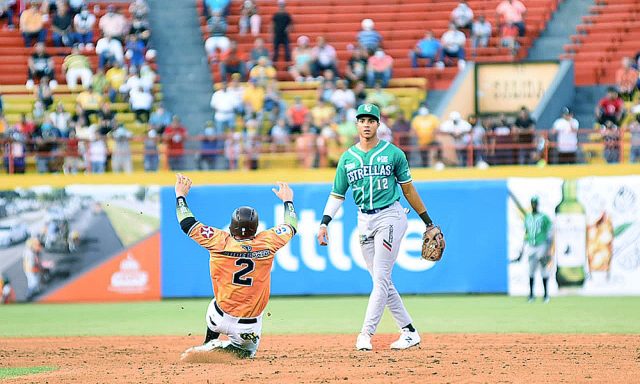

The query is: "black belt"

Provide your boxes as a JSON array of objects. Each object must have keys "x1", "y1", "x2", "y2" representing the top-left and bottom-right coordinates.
[
  {"x1": 214, "y1": 301, "x2": 258, "y2": 324},
  {"x1": 360, "y1": 203, "x2": 393, "y2": 214}
]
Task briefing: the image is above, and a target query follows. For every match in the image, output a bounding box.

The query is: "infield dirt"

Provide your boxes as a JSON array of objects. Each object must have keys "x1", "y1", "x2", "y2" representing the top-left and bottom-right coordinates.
[{"x1": 2, "y1": 334, "x2": 639, "y2": 383}]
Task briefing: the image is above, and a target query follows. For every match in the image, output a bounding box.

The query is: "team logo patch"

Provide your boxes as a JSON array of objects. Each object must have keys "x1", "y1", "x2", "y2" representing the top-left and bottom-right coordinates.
[
  {"x1": 241, "y1": 245, "x2": 253, "y2": 252},
  {"x1": 200, "y1": 226, "x2": 215, "y2": 239},
  {"x1": 345, "y1": 162, "x2": 356, "y2": 171},
  {"x1": 364, "y1": 104, "x2": 372, "y2": 112},
  {"x1": 376, "y1": 155, "x2": 388, "y2": 163}
]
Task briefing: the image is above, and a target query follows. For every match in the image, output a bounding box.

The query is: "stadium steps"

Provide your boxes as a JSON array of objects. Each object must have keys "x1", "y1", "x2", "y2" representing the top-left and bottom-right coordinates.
[
  {"x1": 570, "y1": 85, "x2": 608, "y2": 129},
  {"x1": 527, "y1": 0, "x2": 595, "y2": 61},
  {"x1": 148, "y1": 0, "x2": 213, "y2": 145}
]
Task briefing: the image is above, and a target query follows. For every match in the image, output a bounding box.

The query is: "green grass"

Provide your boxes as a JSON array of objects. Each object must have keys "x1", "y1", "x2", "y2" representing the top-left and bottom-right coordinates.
[
  {"x1": 2, "y1": 296, "x2": 640, "y2": 337},
  {"x1": 102, "y1": 205, "x2": 159, "y2": 246},
  {"x1": 0, "y1": 367, "x2": 57, "y2": 379}
]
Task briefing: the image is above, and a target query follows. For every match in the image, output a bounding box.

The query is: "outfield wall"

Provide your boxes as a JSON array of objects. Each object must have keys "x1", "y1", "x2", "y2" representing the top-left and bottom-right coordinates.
[{"x1": 1, "y1": 165, "x2": 639, "y2": 302}]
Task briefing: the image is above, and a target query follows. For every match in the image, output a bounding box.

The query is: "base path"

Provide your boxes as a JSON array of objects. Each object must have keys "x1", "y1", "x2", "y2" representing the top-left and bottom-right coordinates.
[{"x1": 2, "y1": 334, "x2": 639, "y2": 383}]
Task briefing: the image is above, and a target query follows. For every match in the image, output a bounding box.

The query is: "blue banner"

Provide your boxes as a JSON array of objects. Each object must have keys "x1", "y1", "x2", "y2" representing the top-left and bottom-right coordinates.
[{"x1": 161, "y1": 180, "x2": 508, "y2": 297}]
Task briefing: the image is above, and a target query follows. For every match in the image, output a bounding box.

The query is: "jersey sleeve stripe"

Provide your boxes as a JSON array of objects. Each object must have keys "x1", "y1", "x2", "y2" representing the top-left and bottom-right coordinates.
[
  {"x1": 398, "y1": 178, "x2": 413, "y2": 184},
  {"x1": 330, "y1": 192, "x2": 345, "y2": 198}
]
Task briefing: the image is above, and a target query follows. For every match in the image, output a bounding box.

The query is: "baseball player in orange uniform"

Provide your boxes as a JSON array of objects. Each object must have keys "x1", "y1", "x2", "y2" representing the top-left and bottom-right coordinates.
[{"x1": 175, "y1": 174, "x2": 297, "y2": 359}]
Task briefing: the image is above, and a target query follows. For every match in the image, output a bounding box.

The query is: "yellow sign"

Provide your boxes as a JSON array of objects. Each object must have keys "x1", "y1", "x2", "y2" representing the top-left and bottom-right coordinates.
[{"x1": 476, "y1": 62, "x2": 559, "y2": 114}]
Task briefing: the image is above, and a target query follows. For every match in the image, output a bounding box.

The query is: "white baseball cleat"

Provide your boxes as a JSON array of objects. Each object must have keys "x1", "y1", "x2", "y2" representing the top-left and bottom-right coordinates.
[
  {"x1": 180, "y1": 339, "x2": 222, "y2": 360},
  {"x1": 355, "y1": 333, "x2": 373, "y2": 351},
  {"x1": 390, "y1": 329, "x2": 421, "y2": 350}
]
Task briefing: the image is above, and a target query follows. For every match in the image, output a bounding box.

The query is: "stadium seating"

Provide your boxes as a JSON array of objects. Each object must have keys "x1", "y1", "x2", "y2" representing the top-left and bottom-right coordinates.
[
  {"x1": 563, "y1": 0, "x2": 640, "y2": 86},
  {"x1": 198, "y1": 0, "x2": 559, "y2": 91}
]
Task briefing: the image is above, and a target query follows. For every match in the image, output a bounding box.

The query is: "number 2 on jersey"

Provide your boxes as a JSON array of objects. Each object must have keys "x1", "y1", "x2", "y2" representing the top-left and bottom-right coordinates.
[
  {"x1": 376, "y1": 178, "x2": 389, "y2": 190},
  {"x1": 233, "y1": 258, "x2": 255, "y2": 286}
]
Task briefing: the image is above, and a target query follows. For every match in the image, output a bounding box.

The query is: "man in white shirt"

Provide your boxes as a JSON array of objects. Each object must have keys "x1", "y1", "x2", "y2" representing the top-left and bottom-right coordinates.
[
  {"x1": 496, "y1": 0, "x2": 527, "y2": 36},
  {"x1": 311, "y1": 36, "x2": 338, "y2": 77},
  {"x1": 329, "y1": 80, "x2": 355, "y2": 112},
  {"x1": 438, "y1": 23, "x2": 466, "y2": 68},
  {"x1": 74, "y1": 6, "x2": 96, "y2": 50},
  {"x1": 99, "y1": 5, "x2": 127, "y2": 40},
  {"x1": 129, "y1": 86, "x2": 154, "y2": 123},
  {"x1": 210, "y1": 83, "x2": 237, "y2": 133},
  {"x1": 439, "y1": 111, "x2": 472, "y2": 166},
  {"x1": 471, "y1": 15, "x2": 492, "y2": 54},
  {"x1": 451, "y1": 0, "x2": 474, "y2": 31},
  {"x1": 551, "y1": 107, "x2": 579, "y2": 164},
  {"x1": 96, "y1": 35, "x2": 124, "y2": 69}
]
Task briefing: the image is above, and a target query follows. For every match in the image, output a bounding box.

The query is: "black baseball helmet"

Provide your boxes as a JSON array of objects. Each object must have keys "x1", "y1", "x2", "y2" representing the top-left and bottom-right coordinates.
[{"x1": 230, "y1": 206, "x2": 259, "y2": 239}]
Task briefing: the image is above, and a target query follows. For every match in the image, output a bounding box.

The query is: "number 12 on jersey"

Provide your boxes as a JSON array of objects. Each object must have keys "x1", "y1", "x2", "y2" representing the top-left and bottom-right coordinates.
[{"x1": 376, "y1": 178, "x2": 389, "y2": 190}]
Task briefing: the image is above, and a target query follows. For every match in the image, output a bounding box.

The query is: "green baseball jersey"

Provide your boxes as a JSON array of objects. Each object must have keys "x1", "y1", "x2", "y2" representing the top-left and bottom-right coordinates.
[
  {"x1": 331, "y1": 140, "x2": 412, "y2": 210},
  {"x1": 524, "y1": 212, "x2": 552, "y2": 246}
]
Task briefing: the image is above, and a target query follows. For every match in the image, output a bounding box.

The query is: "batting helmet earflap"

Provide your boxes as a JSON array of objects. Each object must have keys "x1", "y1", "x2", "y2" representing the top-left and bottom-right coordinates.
[{"x1": 230, "y1": 206, "x2": 259, "y2": 239}]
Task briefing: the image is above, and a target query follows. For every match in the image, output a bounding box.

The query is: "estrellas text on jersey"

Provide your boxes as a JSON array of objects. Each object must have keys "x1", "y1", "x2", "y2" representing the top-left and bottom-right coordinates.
[{"x1": 346, "y1": 164, "x2": 393, "y2": 183}]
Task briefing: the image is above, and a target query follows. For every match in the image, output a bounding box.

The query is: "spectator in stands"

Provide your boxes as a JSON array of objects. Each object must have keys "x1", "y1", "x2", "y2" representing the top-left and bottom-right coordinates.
[
  {"x1": 0, "y1": 0, "x2": 15, "y2": 30},
  {"x1": 248, "y1": 37, "x2": 269, "y2": 69},
  {"x1": 129, "y1": 0, "x2": 149, "y2": 20},
  {"x1": 500, "y1": 21, "x2": 519, "y2": 56},
  {"x1": 219, "y1": 41, "x2": 246, "y2": 81},
  {"x1": 26, "y1": 42, "x2": 54, "y2": 89},
  {"x1": 140, "y1": 63, "x2": 156, "y2": 90},
  {"x1": 392, "y1": 110, "x2": 412, "y2": 148},
  {"x1": 242, "y1": 78, "x2": 265, "y2": 120},
  {"x1": 91, "y1": 68, "x2": 108, "y2": 95},
  {"x1": 551, "y1": 107, "x2": 579, "y2": 164},
  {"x1": 63, "y1": 45, "x2": 92, "y2": 90},
  {"x1": 76, "y1": 85, "x2": 102, "y2": 122},
  {"x1": 411, "y1": 106, "x2": 440, "y2": 167},
  {"x1": 468, "y1": 115, "x2": 488, "y2": 166},
  {"x1": 33, "y1": 117, "x2": 62, "y2": 173},
  {"x1": 73, "y1": 5, "x2": 96, "y2": 50},
  {"x1": 357, "y1": 19, "x2": 382, "y2": 56},
  {"x1": 615, "y1": 57, "x2": 638, "y2": 101},
  {"x1": 125, "y1": 34, "x2": 146, "y2": 70},
  {"x1": 249, "y1": 56, "x2": 276, "y2": 87},
  {"x1": 288, "y1": 35, "x2": 313, "y2": 81},
  {"x1": 366, "y1": 83, "x2": 398, "y2": 118},
  {"x1": 488, "y1": 114, "x2": 514, "y2": 165},
  {"x1": 596, "y1": 87, "x2": 625, "y2": 127},
  {"x1": 440, "y1": 111, "x2": 472, "y2": 166},
  {"x1": 271, "y1": 1, "x2": 292, "y2": 63},
  {"x1": 471, "y1": 15, "x2": 492, "y2": 55},
  {"x1": 344, "y1": 46, "x2": 367, "y2": 86},
  {"x1": 86, "y1": 131, "x2": 108, "y2": 173},
  {"x1": 52, "y1": 2, "x2": 73, "y2": 47},
  {"x1": 210, "y1": 83, "x2": 237, "y2": 133},
  {"x1": 243, "y1": 119, "x2": 261, "y2": 170},
  {"x1": 20, "y1": 2, "x2": 46, "y2": 47},
  {"x1": 35, "y1": 76, "x2": 54, "y2": 110},
  {"x1": 204, "y1": 10, "x2": 230, "y2": 62},
  {"x1": 267, "y1": 117, "x2": 289, "y2": 152},
  {"x1": 263, "y1": 82, "x2": 286, "y2": 124},
  {"x1": 330, "y1": 80, "x2": 356, "y2": 114},
  {"x1": 438, "y1": 23, "x2": 466, "y2": 69},
  {"x1": 311, "y1": 36, "x2": 338, "y2": 78},
  {"x1": 15, "y1": 113, "x2": 36, "y2": 138},
  {"x1": 318, "y1": 76, "x2": 336, "y2": 103},
  {"x1": 143, "y1": 128, "x2": 160, "y2": 171},
  {"x1": 120, "y1": 67, "x2": 142, "y2": 101},
  {"x1": 96, "y1": 35, "x2": 124, "y2": 69},
  {"x1": 99, "y1": 5, "x2": 127, "y2": 41},
  {"x1": 296, "y1": 120, "x2": 318, "y2": 168},
  {"x1": 353, "y1": 80, "x2": 368, "y2": 106},
  {"x1": 68, "y1": 0, "x2": 83, "y2": 15},
  {"x1": 366, "y1": 49, "x2": 393, "y2": 88},
  {"x1": 109, "y1": 124, "x2": 133, "y2": 172},
  {"x1": 105, "y1": 62, "x2": 127, "y2": 101},
  {"x1": 227, "y1": 73, "x2": 245, "y2": 116},
  {"x1": 629, "y1": 110, "x2": 640, "y2": 163},
  {"x1": 239, "y1": 0, "x2": 260, "y2": 36},
  {"x1": 149, "y1": 105, "x2": 172, "y2": 134},
  {"x1": 50, "y1": 102, "x2": 71, "y2": 137},
  {"x1": 32, "y1": 100, "x2": 46, "y2": 122},
  {"x1": 203, "y1": 0, "x2": 230, "y2": 19},
  {"x1": 496, "y1": 0, "x2": 526, "y2": 37},
  {"x1": 163, "y1": 115, "x2": 188, "y2": 170},
  {"x1": 410, "y1": 31, "x2": 441, "y2": 68},
  {"x1": 600, "y1": 120, "x2": 620, "y2": 164},
  {"x1": 450, "y1": 0, "x2": 474, "y2": 32},
  {"x1": 513, "y1": 106, "x2": 535, "y2": 165},
  {"x1": 130, "y1": 85, "x2": 153, "y2": 123},
  {"x1": 198, "y1": 121, "x2": 224, "y2": 170},
  {"x1": 98, "y1": 102, "x2": 117, "y2": 133},
  {"x1": 287, "y1": 96, "x2": 309, "y2": 134},
  {"x1": 129, "y1": 15, "x2": 151, "y2": 48}
]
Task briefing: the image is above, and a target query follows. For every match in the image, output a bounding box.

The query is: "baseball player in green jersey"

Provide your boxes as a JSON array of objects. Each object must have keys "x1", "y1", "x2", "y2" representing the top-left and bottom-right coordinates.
[
  {"x1": 317, "y1": 103, "x2": 439, "y2": 351},
  {"x1": 515, "y1": 196, "x2": 553, "y2": 303}
]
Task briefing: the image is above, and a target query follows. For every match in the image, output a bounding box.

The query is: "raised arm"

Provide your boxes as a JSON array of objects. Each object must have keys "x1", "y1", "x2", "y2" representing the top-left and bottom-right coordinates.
[
  {"x1": 272, "y1": 181, "x2": 298, "y2": 233},
  {"x1": 175, "y1": 173, "x2": 197, "y2": 234}
]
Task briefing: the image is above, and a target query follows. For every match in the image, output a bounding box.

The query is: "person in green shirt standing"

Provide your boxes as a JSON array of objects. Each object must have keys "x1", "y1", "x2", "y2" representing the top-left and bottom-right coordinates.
[
  {"x1": 317, "y1": 103, "x2": 440, "y2": 351},
  {"x1": 516, "y1": 196, "x2": 553, "y2": 303}
]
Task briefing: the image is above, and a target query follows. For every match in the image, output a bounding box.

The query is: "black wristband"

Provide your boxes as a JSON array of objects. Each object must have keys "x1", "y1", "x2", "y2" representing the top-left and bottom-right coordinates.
[
  {"x1": 320, "y1": 214, "x2": 332, "y2": 226},
  {"x1": 419, "y1": 211, "x2": 433, "y2": 227}
]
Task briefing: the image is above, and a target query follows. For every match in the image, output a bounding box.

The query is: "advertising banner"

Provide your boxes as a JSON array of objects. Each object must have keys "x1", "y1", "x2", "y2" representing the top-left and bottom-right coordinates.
[
  {"x1": 161, "y1": 180, "x2": 509, "y2": 297},
  {"x1": 0, "y1": 185, "x2": 160, "y2": 303},
  {"x1": 508, "y1": 176, "x2": 640, "y2": 296}
]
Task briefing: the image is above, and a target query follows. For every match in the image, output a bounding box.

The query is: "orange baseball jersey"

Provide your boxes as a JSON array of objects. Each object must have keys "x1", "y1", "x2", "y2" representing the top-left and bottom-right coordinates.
[{"x1": 188, "y1": 222, "x2": 294, "y2": 318}]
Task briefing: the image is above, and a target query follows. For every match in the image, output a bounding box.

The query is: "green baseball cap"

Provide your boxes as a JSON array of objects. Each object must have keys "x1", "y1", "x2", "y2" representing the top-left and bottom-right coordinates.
[
  {"x1": 356, "y1": 103, "x2": 381, "y2": 121},
  {"x1": 531, "y1": 196, "x2": 539, "y2": 204}
]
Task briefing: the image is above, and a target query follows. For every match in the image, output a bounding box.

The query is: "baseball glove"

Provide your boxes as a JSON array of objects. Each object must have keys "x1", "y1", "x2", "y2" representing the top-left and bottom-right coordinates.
[{"x1": 422, "y1": 225, "x2": 445, "y2": 262}]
